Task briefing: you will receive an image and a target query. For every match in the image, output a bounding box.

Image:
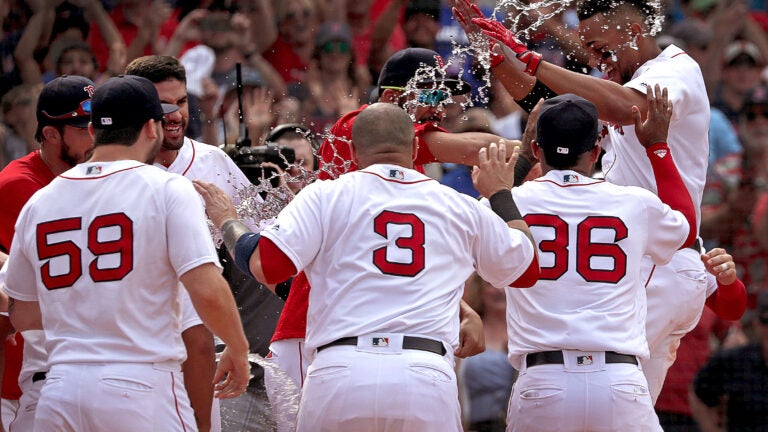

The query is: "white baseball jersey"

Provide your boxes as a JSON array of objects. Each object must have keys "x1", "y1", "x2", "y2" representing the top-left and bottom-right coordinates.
[
  {"x1": 155, "y1": 137, "x2": 258, "y2": 332},
  {"x1": 3, "y1": 160, "x2": 220, "y2": 365},
  {"x1": 505, "y1": 170, "x2": 690, "y2": 369},
  {"x1": 261, "y1": 164, "x2": 536, "y2": 355},
  {"x1": 600, "y1": 44, "x2": 709, "y2": 229}
]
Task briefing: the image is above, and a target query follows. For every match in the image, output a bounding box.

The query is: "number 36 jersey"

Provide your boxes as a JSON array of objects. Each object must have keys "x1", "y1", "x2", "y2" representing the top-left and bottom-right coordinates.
[
  {"x1": 506, "y1": 170, "x2": 690, "y2": 369},
  {"x1": 4, "y1": 161, "x2": 220, "y2": 365},
  {"x1": 261, "y1": 164, "x2": 536, "y2": 355}
]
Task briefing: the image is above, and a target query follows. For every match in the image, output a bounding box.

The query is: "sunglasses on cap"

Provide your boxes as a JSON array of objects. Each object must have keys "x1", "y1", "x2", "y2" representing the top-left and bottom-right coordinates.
[
  {"x1": 381, "y1": 87, "x2": 449, "y2": 107},
  {"x1": 321, "y1": 41, "x2": 350, "y2": 54},
  {"x1": 746, "y1": 107, "x2": 768, "y2": 121},
  {"x1": 41, "y1": 99, "x2": 91, "y2": 121}
]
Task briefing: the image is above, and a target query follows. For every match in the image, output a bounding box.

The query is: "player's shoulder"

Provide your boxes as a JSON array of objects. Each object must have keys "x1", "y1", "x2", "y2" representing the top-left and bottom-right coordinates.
[{"x1": 187, "y1": 137, "x2": 231, "y2": 159}]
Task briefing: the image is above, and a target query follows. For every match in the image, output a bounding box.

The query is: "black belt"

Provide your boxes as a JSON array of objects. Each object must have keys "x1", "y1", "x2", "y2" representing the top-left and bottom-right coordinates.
[
  {"x1": 526, "y1": 351, "x2": 637, "y2": 368},
  {"x1": 318, "y1": 336, "x2": 447, "y2": 356},
  {"x1": 32, "y1": 371, "x2": 47, "y2": 383},
  {"x1": 688, "y1": 238, "x2": 702, "y2": 252}
]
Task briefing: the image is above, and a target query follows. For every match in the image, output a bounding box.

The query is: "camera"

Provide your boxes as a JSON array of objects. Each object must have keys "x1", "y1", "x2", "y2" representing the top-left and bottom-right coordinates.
[{"x1": 229, "y1": 144, "x2": 296, "y2": 188}]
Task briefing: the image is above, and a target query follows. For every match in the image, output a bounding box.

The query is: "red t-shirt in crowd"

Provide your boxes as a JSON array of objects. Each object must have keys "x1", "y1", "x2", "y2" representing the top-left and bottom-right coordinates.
[{"x1": 0, "y1": 150, "x2": 56, "y2": 400}]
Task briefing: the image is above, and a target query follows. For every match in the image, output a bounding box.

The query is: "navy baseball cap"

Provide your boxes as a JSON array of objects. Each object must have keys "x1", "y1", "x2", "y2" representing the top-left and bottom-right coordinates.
[
  {"x1": 91, "y1": 75, "x2": 178, "y2": 130},
  {"x1": 536, "y1": 94, "x2": 599, "y2": 167},
  {"x1": 377, "y1": 48, "x2": 471, "y2": 95},
  {"x1": 36, "y1": 75, "x2": 95, "y2": 130}
]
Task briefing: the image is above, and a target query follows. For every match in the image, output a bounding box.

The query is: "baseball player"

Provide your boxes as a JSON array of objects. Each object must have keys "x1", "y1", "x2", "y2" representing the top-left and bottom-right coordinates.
[
  {"x1": 458, "y1": 0, "x2": 712, "y2": 401},
  {"x1": 504, "y1": 90, "x2": 694, "y2": 431},
  {"x1": 3, "y1": 75, "x2": 250, "y2": 432},
  {"x1": 194, "y1": 102, "x2": 540, "y2": 432},
  {"x1": 0, "y1": 75, "x2": 96, "y2": 432},
  {"x1": 125, "y1": 55, "x2": 263, "y2": 432},
  {"x1": 263, "y1": 48, "x2": 494, "y2": 430}
]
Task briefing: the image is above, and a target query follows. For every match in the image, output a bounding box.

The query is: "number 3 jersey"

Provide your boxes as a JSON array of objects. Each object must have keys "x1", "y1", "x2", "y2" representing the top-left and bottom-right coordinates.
[
  {"x1": 261, "y1": 164, "x2": 536, "y2": 356},
  {"x1": 505, "y1": 170, "x2": 690, "y2": 369},
  {"x1": 4, "y1": 161, "x2": 221, "y2": 365}
]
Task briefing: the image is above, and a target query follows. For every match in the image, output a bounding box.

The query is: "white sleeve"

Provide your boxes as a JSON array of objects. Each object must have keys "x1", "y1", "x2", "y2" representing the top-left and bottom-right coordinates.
[
  {"x1": 472, "y1": 202, "x2": 536, "y2": 288},
  {"x1": 166, "y1": 176, "x2": 222, "y2": 277},
  {"x1": 260, "y1": 181, "x2": 324, "y2": 272},
  {"x1": 3, "y1": 208, "x2": 39, "y2": 302}
]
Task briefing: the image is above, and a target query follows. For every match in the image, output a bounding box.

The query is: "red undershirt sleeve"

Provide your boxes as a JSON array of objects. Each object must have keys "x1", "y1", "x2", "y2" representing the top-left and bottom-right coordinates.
[
  {"x1": 705, "y1": 278, "x2": 747, "y2": 321},
  {"x1": 509, "y1": 253, "x2": 539, "y2": 288},
  {"x1": 646, "y1": 142, "x2": 697, "y2": 248},
  {"x1": 258, "y1": 237, "x2": 298, "y2": 285}
]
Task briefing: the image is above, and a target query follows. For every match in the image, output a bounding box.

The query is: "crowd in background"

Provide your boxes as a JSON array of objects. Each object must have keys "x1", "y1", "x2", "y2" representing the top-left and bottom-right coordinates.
[{"x1": 0, "y1": 0, "x2": 767, "y2": 431}]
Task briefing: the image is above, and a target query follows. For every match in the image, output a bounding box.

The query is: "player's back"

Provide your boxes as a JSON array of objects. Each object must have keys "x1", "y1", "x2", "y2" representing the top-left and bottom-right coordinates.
[
  {"x1": 11, "y1": 160, "x2": 218, "y2": 366},
  {"x1": 506, "y1": 170, "x2": 690, "y2": 368},
  {"x1": 601, "y1": 45, "x2": 709, "y2": 226},
  {"x1": 272, "y1": 164, "x2": 533, "y2": 354}
]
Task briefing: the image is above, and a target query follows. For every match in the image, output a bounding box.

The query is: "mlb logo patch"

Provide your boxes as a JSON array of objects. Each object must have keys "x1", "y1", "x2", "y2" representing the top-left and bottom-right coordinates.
[
  {"x1": 86, "y1": 165, "x2": 102, "y2": 175},
  {"x1": 556, "y1": 146, "x2": 570, "y2": 154},
  {"x1": 563, "y1": 174, "x2": 579, "y2": 183},
  {"x1": 372, "y1": 337, "x2": 389, "y2": 347},
  {"x1": 577, "y1": 355, "x2": 594, "y2": 366},
  {"x1": 389, "y1": 169, "x2": 404, "y2": 180},
  {"x1": 100, "y1": 117, "x2": 112, "y2": 125}
]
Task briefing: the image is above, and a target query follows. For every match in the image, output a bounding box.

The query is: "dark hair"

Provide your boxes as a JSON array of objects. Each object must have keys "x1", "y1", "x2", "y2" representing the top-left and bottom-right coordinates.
[
  {"x1": 93, "y1": 126, "x2": 142, "y2": 147},
  {"x1": 577, "y1": 0, "x2": 657, "y2": 20},
  {"x1": 125, "y1": 55, "x2": 187, "y2": 84}
]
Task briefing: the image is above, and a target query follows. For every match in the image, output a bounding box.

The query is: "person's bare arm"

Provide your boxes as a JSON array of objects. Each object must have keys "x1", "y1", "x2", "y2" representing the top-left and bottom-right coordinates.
[
  {"x1": 689, "y1": 388, "x2": 724, "y2": 432},
  {"x1": 79, "y1": 0, "x2": 126, "y2": 77},
  {"x1": 248, "y1": 0, "x2": 277, "y2": 53},
  {"x1": 455, "y1": 299, "x2": 485, "y2": 357},
  {"x1": 8, "y1": 298, "x2": 42, "y2": 332},
  {"x1": 14, "y1": 1, "x2": 54, "y2": 84},
  {"x1": 179, "y1": 264, "x2": 249, "y2": 399},
  {"x1": 181, "y1": 324, "x2": 216, "y2": 432},
  {"x1": 423, "y1": 130, "x2": 518, "y2": 166},
  {"x1": 369, "y1": 0, "x2": 408, "y2": 72}
]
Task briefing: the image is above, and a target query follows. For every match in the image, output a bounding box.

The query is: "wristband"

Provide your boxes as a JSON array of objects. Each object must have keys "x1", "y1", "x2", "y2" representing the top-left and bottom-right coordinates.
[
  {"x1": 518, "y1": 51, "x2": 542, "y2": 76},
  {"x1": 234, "y1": 232, "x2": 261, "y2": 279},
  {"x1": 489, "y1": 189, "x2": 523, "y2": 222},
  {"x1": 515, "y1": 80, "x2": 557, "y2": 113}
]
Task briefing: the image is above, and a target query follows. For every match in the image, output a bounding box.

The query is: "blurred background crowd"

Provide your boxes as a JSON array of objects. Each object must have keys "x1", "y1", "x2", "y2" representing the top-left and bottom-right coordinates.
[{"x1": 0, "y1": 0, "x2": 767, "y2": 430}]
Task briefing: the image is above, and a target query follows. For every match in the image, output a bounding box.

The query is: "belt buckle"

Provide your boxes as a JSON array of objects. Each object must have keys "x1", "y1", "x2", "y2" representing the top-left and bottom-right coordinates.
[{"x1": 576, "y1": 355, "x2": 594, "y2": 366}]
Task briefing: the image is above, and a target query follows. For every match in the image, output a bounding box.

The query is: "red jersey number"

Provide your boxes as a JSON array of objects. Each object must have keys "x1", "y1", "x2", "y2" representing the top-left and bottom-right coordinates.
[
  {"x1": 37, "y1": 213, "x2": 134, "y2": 290},
  {"x1": 524, "y1": 214, "x2": 628, "y2": 283},
  {"x1": 373, "y1": 211, "x2": 425, "y2": 277}
]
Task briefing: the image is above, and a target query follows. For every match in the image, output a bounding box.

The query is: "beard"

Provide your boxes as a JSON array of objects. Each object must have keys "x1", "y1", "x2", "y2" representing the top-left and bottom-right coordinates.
[
  {"x1": 60, "y1": 141, "x2": 92, "y2": 168},
  {"x1": 161, "y1": 117, "x2": 187, "y2": 151}
]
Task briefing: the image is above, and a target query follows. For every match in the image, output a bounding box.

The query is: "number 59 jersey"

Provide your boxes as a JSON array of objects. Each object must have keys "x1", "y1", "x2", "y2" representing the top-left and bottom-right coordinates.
[
  {"x1": 505, "y1": 170, "x2": 691, "y2": 369},
  {"x1": 261, "y1": 164, "x2": 536, "y2": 355},
  {"x1": 4, "y1": 161, "x2": 221, "y2": 366}
]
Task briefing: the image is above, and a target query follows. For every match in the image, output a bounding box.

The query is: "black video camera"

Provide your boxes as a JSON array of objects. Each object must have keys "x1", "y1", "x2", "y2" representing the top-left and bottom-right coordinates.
[{"x1": 229, "y1": 144, "x2": 296, "y2": 188}]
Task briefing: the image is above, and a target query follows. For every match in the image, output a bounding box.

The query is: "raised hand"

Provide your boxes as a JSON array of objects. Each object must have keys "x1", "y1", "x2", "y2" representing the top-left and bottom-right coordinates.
[
  {"x1": 472, "y1": 140, "x2": 519, "y2": 198},
  {"x1": 451, "y1": 0, "x2": 486, "y2": 37},
  {"x1": 472, "y1": 17, "x2": 542, "y2": 75},
  {"x1": 193, "y1": 180, "x2": 239, "y2": 229},
  {"x1": 632, "y1": 84, "x2": 673, "y2": 148}
]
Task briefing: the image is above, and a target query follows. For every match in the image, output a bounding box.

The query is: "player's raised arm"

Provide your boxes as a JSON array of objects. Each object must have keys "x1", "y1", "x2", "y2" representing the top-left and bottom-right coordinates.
[
  {"x1": 193, "y1": 181, "x2": 297, "y2": 288},
  {"x1": 631, "y1": 84, "x2": 697, "y2": 248},
  {"x1": 471, "y1": 141, "x2": 540, "y2": 288}
]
